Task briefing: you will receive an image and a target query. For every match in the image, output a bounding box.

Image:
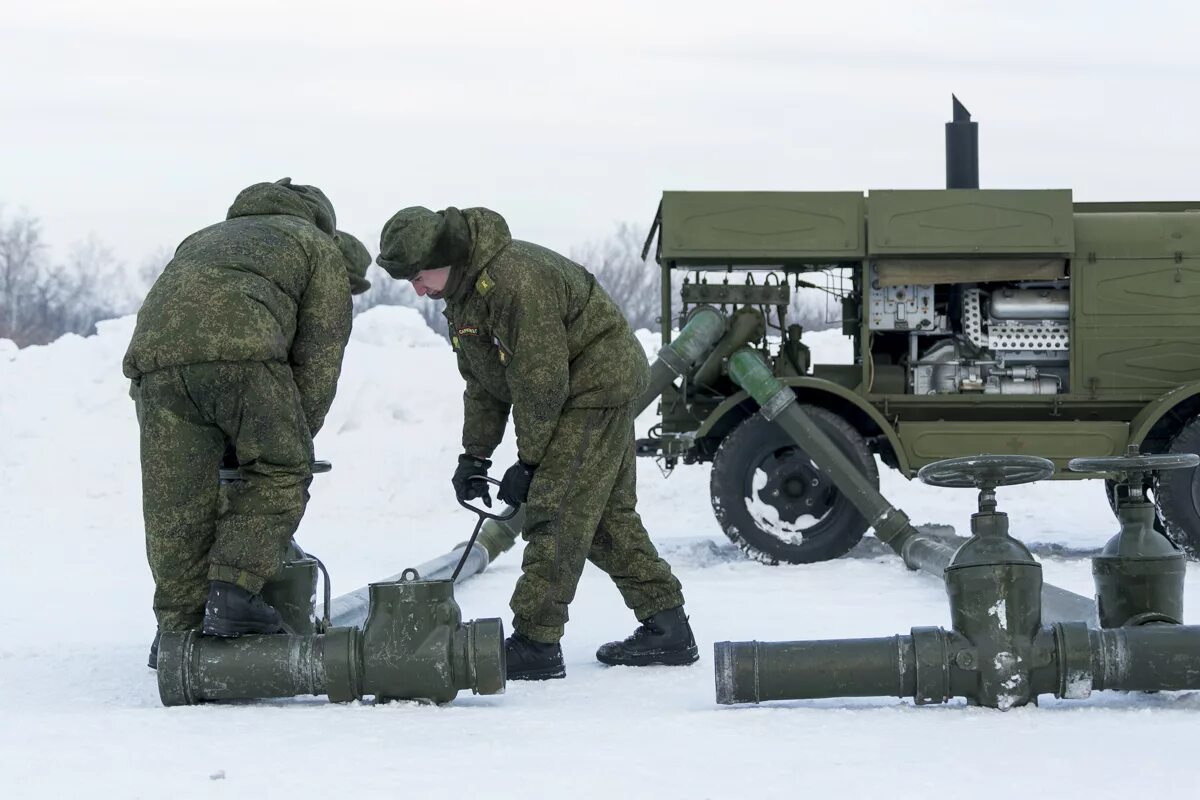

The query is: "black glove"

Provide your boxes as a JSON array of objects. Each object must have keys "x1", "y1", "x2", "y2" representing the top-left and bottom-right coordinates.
[
  {"x1": 452, "y1": 454, "x2": 492, "y2": 507},
  {"x1": 498, "y1": 460, "x2": 537, "y2": 506}
]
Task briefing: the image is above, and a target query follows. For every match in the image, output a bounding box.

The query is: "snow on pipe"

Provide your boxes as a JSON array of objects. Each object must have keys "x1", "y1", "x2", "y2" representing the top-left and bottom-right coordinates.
[
  {"x1": 325, "y1": 307, "x2": 731, "y2": 628},
  {"x1": 715, "y1": 623, "x2": 1200, "y2": 707},
  {"x1": 723, "y1": 348, "x2": 1098, "y2": 624}
]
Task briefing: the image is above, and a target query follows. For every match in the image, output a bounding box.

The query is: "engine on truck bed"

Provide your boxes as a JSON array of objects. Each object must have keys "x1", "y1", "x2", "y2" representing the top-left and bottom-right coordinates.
[{"x1": 868, "y1": 261, "x2": 1071, "y2": 395}]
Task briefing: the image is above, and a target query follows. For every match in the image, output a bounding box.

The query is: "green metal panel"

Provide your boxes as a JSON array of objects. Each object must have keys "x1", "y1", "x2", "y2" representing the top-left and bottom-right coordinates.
[
  {"x1": 896, "y1": 421, "x2": 1128, "y2": 470},
  {"x1": 1075, "y1": 201, "x2": 1200, "y2": 214},
  {"x1": 659, "y1": 191, "x2": 865, "y2": 264},
  {"x1": 1073, "y1": 213, "x2": 1200, "y2": 394},
  {"x1": 866, "y1": 190, "x2": 1074, "y2": 256}
]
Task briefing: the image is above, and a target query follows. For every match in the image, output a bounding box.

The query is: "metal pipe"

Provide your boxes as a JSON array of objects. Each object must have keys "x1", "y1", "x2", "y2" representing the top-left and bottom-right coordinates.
[
  {"x1": 945, "y1": 95, "x2": 979, "y2": 189},
  {"x1": 1090, "y1": 624, "x2": 1200, "y2": 692},
  {"x1": 715, "y1": 636, "x2": 914, "y2": 704},
  {"x1": 715, "y1": 623, "x2": 1200, "y2": 707},
  {"x1": 158, "y1": 577, "x2": 505, "y2": 707},
  {"x1": 637, "y1": 304, "x2": 727, "y2": 412}
]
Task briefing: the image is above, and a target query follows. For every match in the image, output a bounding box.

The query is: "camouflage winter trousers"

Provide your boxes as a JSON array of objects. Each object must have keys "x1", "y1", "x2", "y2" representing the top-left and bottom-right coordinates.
[
  {"x1": 132, "y1": 361, "x2": 313, "y2": 630},
  {"x1": 511, "y1": 404, "x2": 685, "y2": 643}
]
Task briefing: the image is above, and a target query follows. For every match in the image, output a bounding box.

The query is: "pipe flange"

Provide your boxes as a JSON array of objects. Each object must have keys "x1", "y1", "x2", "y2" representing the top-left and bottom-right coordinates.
[
  {"x1": 323, "y1": 626, "x2": 363, "y2": 703},
  {"x1": 1053, "y1": 622, "x2": 1093, "y2": 700},
  {"x1": 466, "y1": 618, "x2": 507, "y2": 696},
  {"x1": 911, "y1": 626, "x2": 951, "y2": 705},
  {"x1": 156, "y1": 630, "x2": 199, "y2": 707}
]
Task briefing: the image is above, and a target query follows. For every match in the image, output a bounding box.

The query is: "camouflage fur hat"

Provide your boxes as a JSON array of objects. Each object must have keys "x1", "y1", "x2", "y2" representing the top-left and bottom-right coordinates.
[
  {"x1": 227, "y1": 177, "x2": 337, "y2": 235},
  {"x1": 376, "y1": 206, "x2": 470, "y2": 280},
  {"x1": 334, "y1": 230, "x2": 372, "y2": 295}
]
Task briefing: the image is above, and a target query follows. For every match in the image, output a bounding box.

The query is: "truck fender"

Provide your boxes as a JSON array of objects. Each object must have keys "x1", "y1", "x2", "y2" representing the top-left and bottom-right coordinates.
[
  {"x1": 1129, "y1": 381, "x2": 1200, "y2": 445},
  {"x1": 694, "y1": 377, "x2": 911, "y2": 473}
]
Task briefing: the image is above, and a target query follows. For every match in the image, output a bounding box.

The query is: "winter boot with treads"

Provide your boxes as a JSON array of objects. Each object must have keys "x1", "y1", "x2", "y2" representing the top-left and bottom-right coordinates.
[
  {"x1": 202, "y1": 580, "x2": 289, "y2": 637},
  {"x1": 596, "y1": 606, "x2": 699, "y2": 667},
  {"x1": 505, "y1": 631, "x2": 565, "y2": 681}
]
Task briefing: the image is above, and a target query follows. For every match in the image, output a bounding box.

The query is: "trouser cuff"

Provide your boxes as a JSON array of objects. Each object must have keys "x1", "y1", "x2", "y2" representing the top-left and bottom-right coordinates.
[
  {"x1": 208, "y1": 564, "x2": 266, "y2": 594},
  {"x1": 512, "y1": 616, "x2": 564, "y2": 644},
  {"x1": 634, "y1": 593, "x2": 686, "y2": 622}
]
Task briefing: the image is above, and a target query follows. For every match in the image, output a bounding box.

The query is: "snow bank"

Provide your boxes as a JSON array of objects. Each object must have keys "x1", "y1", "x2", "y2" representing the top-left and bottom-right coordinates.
[{"x1": 1, "y1": 309, "x2": 1197, "y2": 799}]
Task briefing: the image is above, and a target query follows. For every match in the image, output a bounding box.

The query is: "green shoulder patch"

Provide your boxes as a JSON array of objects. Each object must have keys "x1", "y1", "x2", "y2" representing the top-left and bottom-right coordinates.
[{"x1": 475, "y1": 270, "x2": 495, "y2": 296}]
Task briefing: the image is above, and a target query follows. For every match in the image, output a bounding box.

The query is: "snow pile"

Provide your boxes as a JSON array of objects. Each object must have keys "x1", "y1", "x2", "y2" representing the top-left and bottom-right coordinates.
[{"x1": 1, "y1": 310, "x2": 1198, "y2": 799}]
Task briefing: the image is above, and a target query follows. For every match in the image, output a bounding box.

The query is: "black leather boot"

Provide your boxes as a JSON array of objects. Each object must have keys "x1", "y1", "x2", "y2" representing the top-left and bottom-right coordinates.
[
  {"x1": 505, "y1": 631, "x2": 565, "y2": 680},
  {"x1": 148, "y1": 630, "x2": 160, "y2": 669},
  {"x1": 201, "y1": 580, "x2": 288, "y2": 637},
  {"x1": 596, "y1": 607, "x2": 699, "y2": 667}
]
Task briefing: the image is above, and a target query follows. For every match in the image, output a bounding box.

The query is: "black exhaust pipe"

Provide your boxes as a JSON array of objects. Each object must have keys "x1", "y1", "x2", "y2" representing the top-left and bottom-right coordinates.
[{"x1": 945, "y1": 95, "x2": 979, "y2": 189}]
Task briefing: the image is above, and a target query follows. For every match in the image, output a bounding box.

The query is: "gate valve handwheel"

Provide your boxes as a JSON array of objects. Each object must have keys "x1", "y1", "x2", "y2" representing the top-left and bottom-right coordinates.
[
  {"x1": 1067, "y1": 449, "x2": 1199, "y2": 479},
  {"x1": 917, "y1": 454, "x2": 1055, "y2": 490},
  {"x1": 918, "y1": 454, "x2": 1054, "y2": 515},
  {"x1": 1068, "y1": 446, "x2": 1199, "y2": 504}
]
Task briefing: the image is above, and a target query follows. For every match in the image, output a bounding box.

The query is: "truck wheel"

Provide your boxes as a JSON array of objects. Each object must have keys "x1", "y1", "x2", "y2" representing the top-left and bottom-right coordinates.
[
  {"x1": 710, "y1": 406, "x2": 877, "y2": 564},
  {"x1": 1154, "y1": 417, "x2": 1200, "y2": 559}
]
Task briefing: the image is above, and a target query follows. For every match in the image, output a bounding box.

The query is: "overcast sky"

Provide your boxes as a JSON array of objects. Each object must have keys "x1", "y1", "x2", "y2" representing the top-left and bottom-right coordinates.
[{"x1": 3, "y1": 1, "x2": 1198, "y2": 269}]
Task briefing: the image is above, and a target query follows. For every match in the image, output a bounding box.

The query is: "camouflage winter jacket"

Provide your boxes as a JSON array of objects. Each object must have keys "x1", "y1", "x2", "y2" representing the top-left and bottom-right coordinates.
[
  {"x1": 443, "y1": 209, "x2": 649, "y2": 465},
  {"x1": 123, "y1": 180, "x2": 352, "y2": 436}
]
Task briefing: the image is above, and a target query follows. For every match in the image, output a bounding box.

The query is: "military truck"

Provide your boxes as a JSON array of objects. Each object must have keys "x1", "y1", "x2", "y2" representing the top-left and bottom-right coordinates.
[{"x1": 638, "y1": 98, "x2": 1200, "y2": 564}]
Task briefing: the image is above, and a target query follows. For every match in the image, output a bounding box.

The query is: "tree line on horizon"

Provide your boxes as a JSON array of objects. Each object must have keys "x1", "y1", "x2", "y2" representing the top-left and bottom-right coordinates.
[{"x1": 0, "y1": 208, "x2": 835, "y2": 348}]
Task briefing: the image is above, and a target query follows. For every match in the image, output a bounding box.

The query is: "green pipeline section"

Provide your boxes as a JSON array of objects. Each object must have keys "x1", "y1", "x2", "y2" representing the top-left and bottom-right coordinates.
[
  {"x1": 714, "y1": 450, "x2": 1199, "y2": 710},
  {"x1": 158, "y1": 574, "x2": 504, "y2": 706},
  {"x1": 716, "y1": 624, "x2": 1200, "y2": 705}
]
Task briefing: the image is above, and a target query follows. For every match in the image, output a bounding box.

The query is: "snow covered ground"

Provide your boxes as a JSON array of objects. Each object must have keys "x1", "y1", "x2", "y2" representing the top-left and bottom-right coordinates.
[{"x1": 2, "y1": 307, "x2": 1198, "y2": 799}]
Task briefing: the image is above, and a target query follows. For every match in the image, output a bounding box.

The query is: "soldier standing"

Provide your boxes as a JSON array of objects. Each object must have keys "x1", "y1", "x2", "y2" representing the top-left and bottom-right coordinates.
[
  {"x1": 376, "y1": 205, "x2": 697, "y2": 680},
  {"x1": 125, "y1": 179, "x2": 367, "y2": 664}
]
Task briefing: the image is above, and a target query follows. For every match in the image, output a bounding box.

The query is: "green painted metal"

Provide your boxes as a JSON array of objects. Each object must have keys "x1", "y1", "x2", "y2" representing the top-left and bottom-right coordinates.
[
  {"x1": 361, "y1": 577, "x2": 504, "y2": 702},
  {"x1": 659, "y1": 191, "x2": 866, "y2": 264},
  {"x1": 156, "y1": 575, "x2": 505, "y2": 707},
  {"x1": 866, "y1": 190, "x2": 1075, "y2": 256},
  {"x1": 1073, "y1": 213, "x2": 1200, "y2": 396},
  {"x1": 895, "y1": 420, "x2": 1128, "y2": 472}
]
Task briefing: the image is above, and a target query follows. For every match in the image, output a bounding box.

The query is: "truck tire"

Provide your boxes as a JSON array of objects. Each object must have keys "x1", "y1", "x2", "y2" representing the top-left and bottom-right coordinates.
[
  {"x1": 1154, "y1": 416, "x2": 1200, "y2": 559},
  {"x1": 710, "y1": 406, "x2": 877, "y2": 564}
]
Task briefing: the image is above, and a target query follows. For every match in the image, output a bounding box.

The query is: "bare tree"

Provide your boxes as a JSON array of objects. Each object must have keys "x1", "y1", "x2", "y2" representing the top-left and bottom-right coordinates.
[
  {"x1": 0, "y1": 208, "x2": 125, "y2": 346},
  {"x1": 570, "y1": 223, "x2": 662, "y2": 332}
]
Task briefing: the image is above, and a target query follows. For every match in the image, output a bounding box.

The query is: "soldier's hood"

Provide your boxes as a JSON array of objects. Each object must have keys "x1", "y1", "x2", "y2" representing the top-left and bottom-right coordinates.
[
  {"x1": 226, "y1": 178, "x2": 336, "y2": 235},
  {"x1": 446, "y1": 208, "x2": 512, "y2": 303}
]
